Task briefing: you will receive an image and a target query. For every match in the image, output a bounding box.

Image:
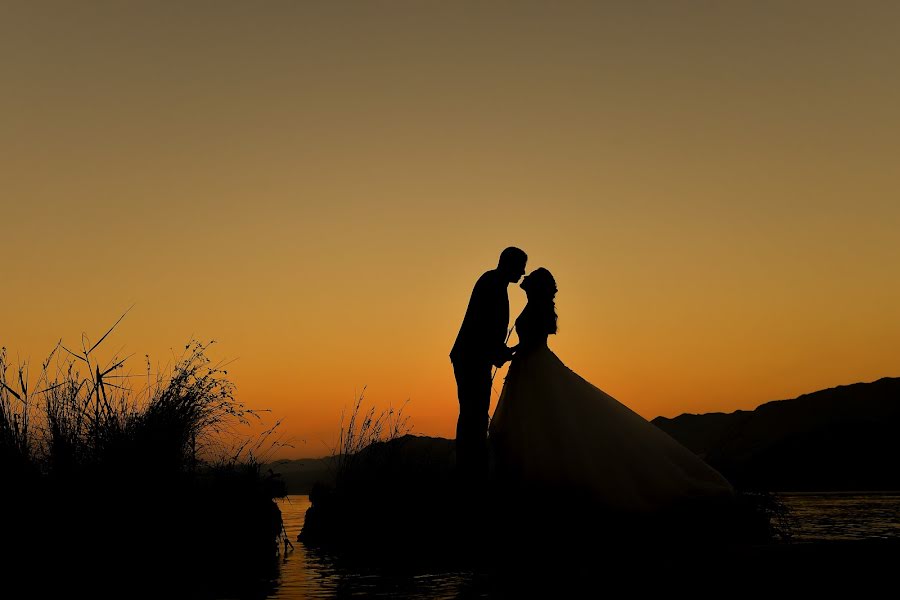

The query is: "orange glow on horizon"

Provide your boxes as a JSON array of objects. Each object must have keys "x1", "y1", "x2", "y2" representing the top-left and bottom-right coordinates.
[{"x1": 2, "y1": 2, "x2": 899, "y2": 459}]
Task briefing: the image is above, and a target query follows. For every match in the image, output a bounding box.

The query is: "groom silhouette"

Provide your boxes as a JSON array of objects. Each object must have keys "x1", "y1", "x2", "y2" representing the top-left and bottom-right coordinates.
[{"x1": 451, "y1": 247, "x2": 527, "y2": 486}]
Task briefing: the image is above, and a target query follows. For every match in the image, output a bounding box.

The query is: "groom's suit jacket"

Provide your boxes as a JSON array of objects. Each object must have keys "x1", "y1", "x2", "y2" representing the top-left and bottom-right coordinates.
[{"x1": 450, "y1": 269, "x2": 509, "y2": 368}]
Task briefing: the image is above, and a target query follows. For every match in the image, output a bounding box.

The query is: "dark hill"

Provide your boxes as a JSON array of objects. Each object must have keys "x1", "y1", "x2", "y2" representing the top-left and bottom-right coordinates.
[
  {"x1": 266, "y1": 456, "x2": 335, "y2": 494},
  {"x1": 267, "y1": 435, "x2": 455, "y2": 494},
  {"x1": 653, "y1": 377, "x2": 900, "y2": 491},
  {"x1": 272, "y1": 378, "x2": 900, "y2": 494}
]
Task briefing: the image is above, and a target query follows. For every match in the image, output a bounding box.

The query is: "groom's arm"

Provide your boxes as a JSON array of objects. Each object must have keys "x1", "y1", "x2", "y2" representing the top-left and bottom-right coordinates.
[{"x1": 493, "y1": 346, "x2": 514, "y2": 368}]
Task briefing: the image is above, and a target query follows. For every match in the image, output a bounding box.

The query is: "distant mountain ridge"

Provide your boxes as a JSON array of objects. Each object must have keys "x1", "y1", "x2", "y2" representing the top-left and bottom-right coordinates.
[
  {"x1": 269, "y1": 377, "x2": 900, "y2": 493},
  {"x1": 266, "y1": 455, "x2": 334, "y2": 494},
  {"x1": 652, "y1": 377, "x2": 900, "y2": 491},
  {"x1": 266, "y1": 435, "x2": 455, "y2": 494}
]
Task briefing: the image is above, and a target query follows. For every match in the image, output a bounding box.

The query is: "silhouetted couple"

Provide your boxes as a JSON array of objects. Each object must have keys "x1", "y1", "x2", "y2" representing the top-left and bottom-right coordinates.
[{"x1": 451, "y1": 247, "x2": 732, "y2": 512}]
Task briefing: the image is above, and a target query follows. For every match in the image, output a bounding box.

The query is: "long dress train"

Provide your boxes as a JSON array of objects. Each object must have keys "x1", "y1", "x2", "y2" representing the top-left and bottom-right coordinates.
[{"x1": 489, "y1": 328, "x2": 732, "y2": 513}]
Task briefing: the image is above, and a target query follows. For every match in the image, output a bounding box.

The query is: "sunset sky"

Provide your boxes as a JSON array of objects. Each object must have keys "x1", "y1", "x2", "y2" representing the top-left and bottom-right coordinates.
[{"x1": 3, "y1": 2, "x2": 898, "y2": 459}]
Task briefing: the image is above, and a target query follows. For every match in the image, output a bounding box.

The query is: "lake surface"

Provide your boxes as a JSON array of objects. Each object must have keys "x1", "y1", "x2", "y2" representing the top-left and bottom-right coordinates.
[
  {"x1": 263, "y1": 492, "x2": 900, "y2": 598},
  {"x1": 779, "y1": 492, "x2": 900, "y2": 542},
  {"x1": 268, "y1": 496, "x2": 481, "y2": 599}
]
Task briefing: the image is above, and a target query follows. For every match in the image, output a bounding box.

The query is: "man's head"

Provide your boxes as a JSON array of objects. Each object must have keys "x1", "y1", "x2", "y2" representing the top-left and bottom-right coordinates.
[{"x1": 497, "y1": 247, "x2": 527, "y2": 283}]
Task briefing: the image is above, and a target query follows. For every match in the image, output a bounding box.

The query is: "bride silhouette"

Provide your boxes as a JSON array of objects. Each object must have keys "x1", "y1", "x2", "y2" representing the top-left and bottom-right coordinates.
[{"x1": 489, "y1": 268, "x2": 733, "y2": 513}]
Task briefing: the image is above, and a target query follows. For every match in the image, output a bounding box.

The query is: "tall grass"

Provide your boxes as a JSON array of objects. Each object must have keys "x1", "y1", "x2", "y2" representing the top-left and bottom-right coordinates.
[
  {"x1": 299, "y1": 393, "x2": 464, "y2": 551},
  {"x1": 0, "y1": 347, "x2": 32, "y2": 475},
  {"x1": 333, "y1": 386, "x2": 411, "y2": 484},
  {"x1": 0, "y1": 317, "x2": 286, "y2": 594},
  {"x1": 2, "y1": 330, "x2": 256, "y2": 480}
]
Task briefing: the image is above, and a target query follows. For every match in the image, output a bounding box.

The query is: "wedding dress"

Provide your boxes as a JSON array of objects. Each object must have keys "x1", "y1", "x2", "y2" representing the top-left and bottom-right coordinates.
[{"x1": 489, "y1": 310, "x2": 733, "y2": 513}]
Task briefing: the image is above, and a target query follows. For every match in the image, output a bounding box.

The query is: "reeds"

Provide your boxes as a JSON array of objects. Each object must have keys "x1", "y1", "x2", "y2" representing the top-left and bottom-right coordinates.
[
  {"x1": 0, "y1": 316, "x2": 286, "y2": 594},
  {"x1": 333, "y1": 386, "x2": 411, "y2": 484},
  {"x1": 0, "y1": 347, "x2": 32, "y2": 473},
  {"x1": 1, "y1": 327, "x2": 255, "y2": 479}
]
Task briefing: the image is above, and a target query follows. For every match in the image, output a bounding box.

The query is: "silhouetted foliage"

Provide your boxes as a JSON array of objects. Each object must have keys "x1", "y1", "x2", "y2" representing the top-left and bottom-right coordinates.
[{"x1": 0, "y1": 317, "x2": 286, "y2": 597}]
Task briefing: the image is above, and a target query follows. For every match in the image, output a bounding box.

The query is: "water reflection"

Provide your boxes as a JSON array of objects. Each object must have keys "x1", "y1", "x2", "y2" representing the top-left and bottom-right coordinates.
[
  {"x1": 779, "y1": 492, "x2": 900, "y2": 542},
  {"x1": 267, "y1": 493, "x2": 900, "y2": 598},
  {"x1": 271, "y1": 496, "x2": 484, "y2": 599}
]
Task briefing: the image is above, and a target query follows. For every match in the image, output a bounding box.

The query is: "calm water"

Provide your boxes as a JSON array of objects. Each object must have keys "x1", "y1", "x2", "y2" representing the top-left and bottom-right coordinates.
[
  {"x1": 778, "y1": 492, "x2": 900, "y2": 542},
  {"x1": 269, "y1": 496, "x2": 482, "y2": 599},
  {"x1": 264, "y1": 493, "x2": 900, "y2": 599}
]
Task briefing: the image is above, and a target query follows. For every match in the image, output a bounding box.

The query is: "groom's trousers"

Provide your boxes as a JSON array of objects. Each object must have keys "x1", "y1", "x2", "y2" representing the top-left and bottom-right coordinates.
[{"x1": 452, "y1": 360, "x2": 492, "y2": 485}]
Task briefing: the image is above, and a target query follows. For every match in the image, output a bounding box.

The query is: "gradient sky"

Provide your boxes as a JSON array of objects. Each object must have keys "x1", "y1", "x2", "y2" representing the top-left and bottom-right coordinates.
[{"x1": 3, "y1": 2, "x2": 898, "y2": 459}]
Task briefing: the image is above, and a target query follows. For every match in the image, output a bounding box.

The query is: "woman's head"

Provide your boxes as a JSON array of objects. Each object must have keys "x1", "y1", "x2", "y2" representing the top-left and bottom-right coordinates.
[
  {"x1": 519, "y1": 268, "x2": 558, "y2": 335},
  {"x1": 520, "y1": 267, "x2": 557, "y2": 300}
]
